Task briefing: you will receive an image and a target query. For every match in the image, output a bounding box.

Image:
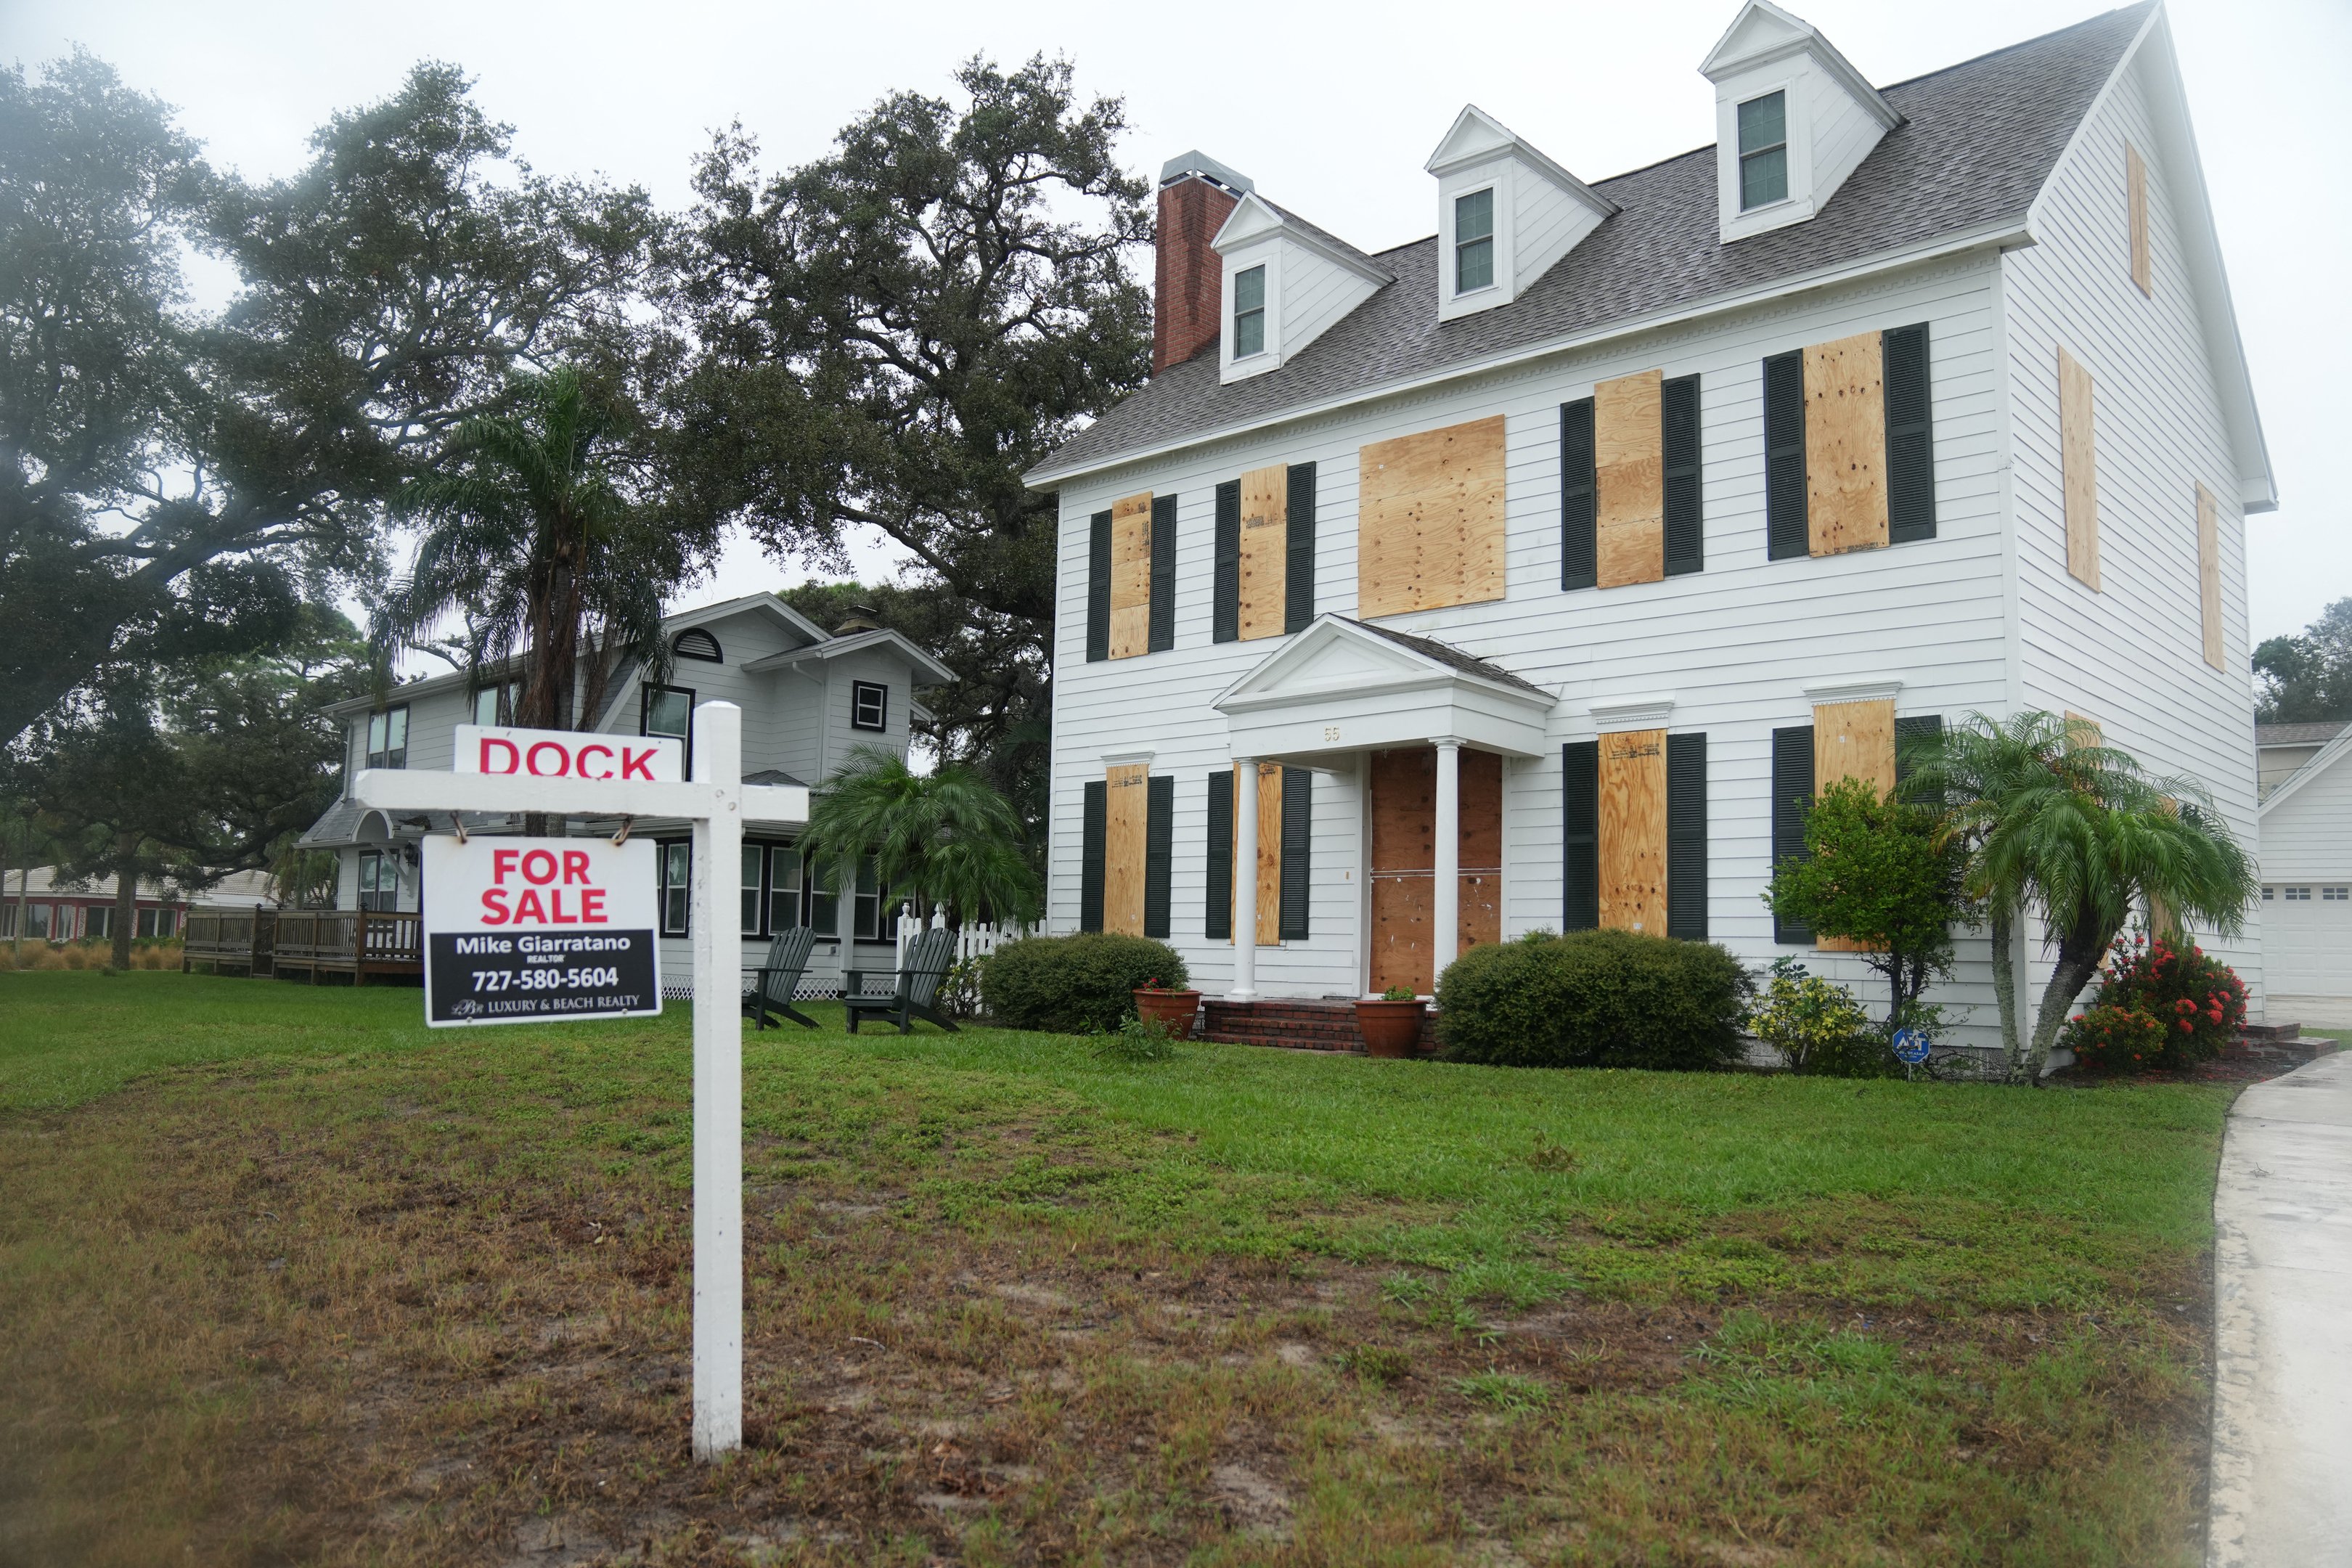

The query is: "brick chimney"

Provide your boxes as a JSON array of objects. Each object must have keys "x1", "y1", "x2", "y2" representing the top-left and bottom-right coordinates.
[{"x1": 1153, "y1": 151, "x2": 1252, "y2": 375}]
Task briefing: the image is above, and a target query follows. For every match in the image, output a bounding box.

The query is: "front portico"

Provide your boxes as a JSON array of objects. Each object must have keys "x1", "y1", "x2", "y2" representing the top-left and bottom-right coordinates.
[{"x1": 1212, "y1": 616, "x2": 1555, "y2": 999}]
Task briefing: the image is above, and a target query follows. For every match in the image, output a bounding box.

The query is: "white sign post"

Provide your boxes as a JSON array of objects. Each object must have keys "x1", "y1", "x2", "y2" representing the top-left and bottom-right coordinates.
[{"x1": 349, "y1": 701, "x2": 803, "y2": 1460}]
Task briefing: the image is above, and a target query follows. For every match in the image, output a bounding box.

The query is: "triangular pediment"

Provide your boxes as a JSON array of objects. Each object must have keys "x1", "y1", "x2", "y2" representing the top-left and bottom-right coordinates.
[
  {"x1": 1214, "y1": 616, "x2": 1553, "y2": 714},
  {"x1": 1700, "y1": 0, "x2": 1815, "y2": 76},
  {"x1": 1213, "y1": 192, "x2": 1286, "y2": 250},
  {"x1": 1426, "y1": 105, "x2": 1516, "y2": 176},
  {"x1": 1217, "y1": 618, "x2": 1442, "y2": 707}
]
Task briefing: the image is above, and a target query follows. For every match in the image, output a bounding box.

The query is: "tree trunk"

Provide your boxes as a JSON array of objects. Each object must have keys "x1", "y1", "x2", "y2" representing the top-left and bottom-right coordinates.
[
  {"x1": 112, "y1": 831, "x2": 138, "y2": 971},
  {"x1": 1990, "y1": 905, "x2": 2025, "y2": 1082},
  {"x1": 2025, "y1": 915, "x2": 2111, "y2": 1078}
]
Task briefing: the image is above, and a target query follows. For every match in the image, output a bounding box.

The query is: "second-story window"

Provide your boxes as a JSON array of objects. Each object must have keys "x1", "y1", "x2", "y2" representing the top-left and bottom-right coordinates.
[
  {"x1": 642, "y1": 684, "x2": 693, "y2": 742},
  {"x1": 365, "y1": 706, "x2": 408, "y2": 769},
  {"x1": 851, "y1": 680, "x2": 887, "y2": 732},
  {"x1": 1232, "y1": 264, "x2": 1266, "y2": 358},
  {"x1": 472, "y1": 679, "x2": 520, "y2": 727},
  {"x1": 1738, "y1": 91, "x2": 1788, "y2": 210},
  {"x1": 1454, "y1": 188, "x2": 1495, "y2": 293}
]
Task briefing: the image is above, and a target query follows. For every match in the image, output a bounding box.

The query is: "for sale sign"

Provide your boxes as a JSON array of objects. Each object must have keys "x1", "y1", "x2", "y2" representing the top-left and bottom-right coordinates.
[
  {"x1": 453, "y1": 724, "x2": 684, "y2": 784},
  {"x1": 421, "y1": 836, "x2": 661, "y2": 1026}
]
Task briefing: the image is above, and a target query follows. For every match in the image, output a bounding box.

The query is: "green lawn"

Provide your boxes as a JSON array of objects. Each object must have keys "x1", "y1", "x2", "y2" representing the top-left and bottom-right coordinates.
[{"x1": 0, "y1": 969, "x2": 2229, "y2": 1565}]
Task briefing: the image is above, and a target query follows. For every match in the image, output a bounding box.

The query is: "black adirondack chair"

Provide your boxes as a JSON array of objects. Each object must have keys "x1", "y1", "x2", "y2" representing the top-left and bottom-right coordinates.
[
  {"x1": 743, "y1": 926, "x2": 819, "y2": 1030},
  {"x1": 844, "y1": 926, "x2": 961, "y2": 1034}
]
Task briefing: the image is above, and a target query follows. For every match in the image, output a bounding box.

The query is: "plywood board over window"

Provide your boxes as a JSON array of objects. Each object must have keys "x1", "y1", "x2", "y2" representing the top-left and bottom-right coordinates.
[
  {"x1": 1357, "y1": 415, "x2": 1507, "y2": 619},
  {"x1": 1598, "y1": 728, "x2": 1666, "y2": 934},
  {"x1": 1595, "y1": 369, "x2": 1665, "y2": 588},
  {"x1": 1220, "y1": 761, "x2": 1286, "y2": 947},
  {"x1": 1108, "y1": 492, "x2": 1154, "y2": 658},
  {"x1": 1811, "y1": 698, "x2": 1895, "y2": 951},
  {"x1": 1237, "y1": 465, "x2": 1289, "y2": 640},
  {"x1": 1103, "y1": 763, "x2": 1150, "y2": 934},
  {"x1": 2126, "y1": 142, "x2": 2152, "y2": 297},
  {"x1": 1368, "y1": 747, "x2": 1502, "y2": 996},
  {"x1": 2197, "y1": 482, "x2": 2224, "y2": 671},
  {"x1": 1803, "y1": 332, "x2": 1889, "y2": 556},
  {"x1": 2059, "y1": 349, "x2": 2099, "y2": 589}
]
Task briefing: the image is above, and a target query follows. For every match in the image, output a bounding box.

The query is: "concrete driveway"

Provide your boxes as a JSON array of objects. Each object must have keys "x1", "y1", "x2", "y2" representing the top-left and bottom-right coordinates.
[{"x1": 2208, "y1": 1050, "x2": 2352, "y2": 1567}]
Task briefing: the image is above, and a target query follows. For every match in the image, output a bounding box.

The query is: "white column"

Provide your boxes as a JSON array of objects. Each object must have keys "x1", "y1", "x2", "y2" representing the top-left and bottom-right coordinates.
[
  {"x1": 1231, "y1": 757, "x2": 1259, "y2": 1001},
  {"x1": 688, "y1": 701, "x2": 744, "y2": 1458},
  {"x1": 1432, "y1": 739, "x2": 1461, "y2": 997}
]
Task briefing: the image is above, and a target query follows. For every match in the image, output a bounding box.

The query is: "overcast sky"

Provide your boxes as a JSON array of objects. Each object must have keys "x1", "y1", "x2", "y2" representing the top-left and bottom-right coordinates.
[{"x1": 8, "y1": 0, "x2": 2345, "y2": 646}]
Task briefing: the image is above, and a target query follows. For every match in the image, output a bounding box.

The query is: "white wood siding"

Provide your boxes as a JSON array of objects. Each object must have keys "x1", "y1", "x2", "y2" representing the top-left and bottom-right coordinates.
[
  {"x1": 2002, "y1": 48, "x2": 2263, "y2": 1010},
  {"x1": 1511, "y1": 169, "x2": 1604, "y2": 297},
  {"x1": 1805, "y1": 66, "x2": 1884, "y2": 213},
  {"x1": 1053, "y1": 256, "x2": 2017, "y2": 1040}
]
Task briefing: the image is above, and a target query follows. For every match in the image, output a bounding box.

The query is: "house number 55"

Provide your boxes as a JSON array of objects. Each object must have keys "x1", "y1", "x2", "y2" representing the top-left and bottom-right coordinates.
[{"x1": 1323, "y1": 726, "x2": 1341, "y2": 742}]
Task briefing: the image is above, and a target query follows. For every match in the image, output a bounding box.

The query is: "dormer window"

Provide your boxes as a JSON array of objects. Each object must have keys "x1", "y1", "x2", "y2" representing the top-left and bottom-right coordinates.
[
  {"x1": 1232, "y1": 264, "x2": 1267, "y2": 358},
  {"x1": 1737, "y1": 91, "x2": 1788, "y2": 209},
  {"x1": 1454, "y1": 189, "x2": 1495, "y2": 293}
]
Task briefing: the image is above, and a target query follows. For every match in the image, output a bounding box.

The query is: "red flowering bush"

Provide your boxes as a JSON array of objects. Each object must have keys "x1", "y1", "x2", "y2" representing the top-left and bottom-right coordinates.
[
  {"x1": 2061, "y1": 1002, "x2": 2170, "y2": 1072},
  {"x1": 2062, "y1": 931, "x2": 2247, "y2": 1072}
]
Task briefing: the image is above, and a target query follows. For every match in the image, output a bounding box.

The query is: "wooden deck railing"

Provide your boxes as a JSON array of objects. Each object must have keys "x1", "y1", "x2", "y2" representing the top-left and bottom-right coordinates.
[{"x1": 181, "y1": 906, "x2": 420, "y2": 981}]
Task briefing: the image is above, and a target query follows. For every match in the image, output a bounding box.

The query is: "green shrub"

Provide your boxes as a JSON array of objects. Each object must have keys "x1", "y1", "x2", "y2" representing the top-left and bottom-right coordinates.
[
  {"x1": 1435, "y1": 929, "x2": 1750, "y2": 1071},
  {"x1": 981, "y1": 933, "x2": 1188, "y2": 1034},
  {"x1": 1745, "y1": 957, "x2": 1900, "y2": 1077}
]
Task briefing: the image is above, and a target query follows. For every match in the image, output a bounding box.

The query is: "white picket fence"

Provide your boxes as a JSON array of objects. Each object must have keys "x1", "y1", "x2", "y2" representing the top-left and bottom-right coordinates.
[{"x1": 894, "y1": 904, "x2": 1032, "y2": 968}]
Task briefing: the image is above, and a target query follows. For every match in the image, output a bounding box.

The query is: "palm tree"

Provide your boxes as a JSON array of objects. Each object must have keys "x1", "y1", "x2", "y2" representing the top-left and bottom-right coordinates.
[
  {"x1": 798, "y1": 746, "x2": 1040, "y2": 931},
  {"x1": 372, "y1": 365, "x2": 679, "y2": 740},
  {"x1": 1906, "y1": 712, "x2": 2257, "y2": 1081}
]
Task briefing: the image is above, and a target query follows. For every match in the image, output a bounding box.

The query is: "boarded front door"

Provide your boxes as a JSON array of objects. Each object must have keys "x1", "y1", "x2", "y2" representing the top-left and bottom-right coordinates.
[{"x1": 1367, "y1": 747, "x2": 1502, "y2": 996}]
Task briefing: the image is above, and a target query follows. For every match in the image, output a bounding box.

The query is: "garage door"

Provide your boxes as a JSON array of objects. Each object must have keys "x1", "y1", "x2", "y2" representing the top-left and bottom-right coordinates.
[{"x1": 2263, "y1": 882, "x2": 2352, "y2": 999}]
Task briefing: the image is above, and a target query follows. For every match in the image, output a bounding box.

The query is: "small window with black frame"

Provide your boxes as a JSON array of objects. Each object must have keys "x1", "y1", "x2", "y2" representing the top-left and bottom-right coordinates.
[
  {"x1": 850, "y1": 680, "x2": 888, "y2": 732},
  {"x1": 365, "y1": 706, "x2": 409, "y2": 769},
  {"x1": 660, "y1": 841, "x2": 691, "y2": 935},
  {"x1": 642, "y1": 683, "x2": 695, "y2": 779},
  {"x1": 472, "y1": 679, "x2": 520, "y2": 727},
  {"x1": 740, "y1": 844, "x2": 764, "y2": 936},
  {"x1": 854, "y1": 853, "x2": 885, "y2": 939}
]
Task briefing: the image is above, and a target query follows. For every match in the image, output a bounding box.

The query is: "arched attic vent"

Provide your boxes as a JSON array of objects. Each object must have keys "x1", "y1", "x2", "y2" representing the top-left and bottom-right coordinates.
[{"x1": 673, "y1": 628, "x2": 724, "y2": 663}]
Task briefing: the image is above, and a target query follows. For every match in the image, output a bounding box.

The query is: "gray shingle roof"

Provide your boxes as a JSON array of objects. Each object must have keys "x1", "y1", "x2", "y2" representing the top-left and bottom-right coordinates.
[
  {"x1": 1036, "y1": 4, "x2": 2150, "y2": 482},
  {"x1": 1342, "y1": 618, "x2": 1551, "y2": 698},
  {"x1": 2256, "y1": 722, "x2": 2347, "y2": 748}
]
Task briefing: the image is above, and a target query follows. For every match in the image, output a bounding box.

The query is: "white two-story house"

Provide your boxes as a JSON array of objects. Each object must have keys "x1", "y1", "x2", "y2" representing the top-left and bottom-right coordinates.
[
  {"x1": 1031, "y1": 1, "x2": 2273, "y2": 1045},
  {"x1": 299, "y1": 592, "x2": 954, "y2": 994}
]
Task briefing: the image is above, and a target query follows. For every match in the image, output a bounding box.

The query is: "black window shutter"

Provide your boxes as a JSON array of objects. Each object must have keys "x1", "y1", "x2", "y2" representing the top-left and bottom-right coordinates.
[
  {"x1": 1204, "y1": 769, "x2": 1233, "y2": 940},
  {"x1": 1148, "y1": 494, "x2": 1177, "y2": 653},
  {"x1": 1666, "y1": 732, "x2": 1708, "y2": 940},
  {"x1": 1895, "y1": 714, "x2": 1945, "y2": 804},
  {"x1": 1279, "y1": 766, "x2": 1312, "y2": 940},
  {"x1": 1771, "y1": 726, "x2": 1815, "y2": 944},
  {"x1": 1883, "y1": 323, "x2": 1935, "y2": 544},
  {"x1": 1079, "y1": 780, "x2": 1106, "y2": 933},
  {"x1": 1561, "y1": 399, "x2": 1597, "y2": 590},
  {"x1": 1285, "y1": 462, "x2": 1316, "y2": 634},
  {"x1": 1563, "y1": 740, "x2": 1599, "y2": 930},
  {"x1": 1663, "y1": 375, "x2": 1704, "y2": 577},
  {"x1": 1764, "y1": 351, "x2": 1808, "y2": 560},
  {"x1": 1212, "y1": 481, "x2": 1240, "y2": 644},
  {"x1": 1144, "y1": 774, "x2": 1174, "y2": 938},
  {"x1": 1086, "y1": 511, "x2": 1112, "y2": 661}
]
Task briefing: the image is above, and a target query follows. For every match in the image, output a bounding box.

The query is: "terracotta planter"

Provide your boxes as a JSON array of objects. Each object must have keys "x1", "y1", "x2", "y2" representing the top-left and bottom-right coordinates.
[
  {"x1": 1355, "y1": 998, "x2": 1427, "y2": 1059},
  {"x1": 1133, "y1": 989, "x2": 1201, "y2": 1040}
]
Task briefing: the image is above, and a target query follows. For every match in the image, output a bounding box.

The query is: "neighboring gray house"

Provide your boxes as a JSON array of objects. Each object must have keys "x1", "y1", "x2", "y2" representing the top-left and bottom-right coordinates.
[
  {"x1": 298, "y1": 592, "x2": 953, "y2": 994},
  {"x1": 1031, "y1": 1, "x2": 2272, "y2": 1045}
]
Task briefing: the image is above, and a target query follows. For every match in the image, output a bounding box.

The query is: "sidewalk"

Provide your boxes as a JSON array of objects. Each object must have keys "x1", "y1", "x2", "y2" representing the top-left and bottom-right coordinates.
[{"x1": 2207, "y1": 1050, "x2": 2352, "y2": 1567}]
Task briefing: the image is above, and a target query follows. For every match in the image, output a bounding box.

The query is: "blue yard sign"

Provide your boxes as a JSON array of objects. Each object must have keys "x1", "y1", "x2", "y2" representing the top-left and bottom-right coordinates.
[{"x1": 1893, "y1": 1028, "x2": 1932, "y2": 1065}]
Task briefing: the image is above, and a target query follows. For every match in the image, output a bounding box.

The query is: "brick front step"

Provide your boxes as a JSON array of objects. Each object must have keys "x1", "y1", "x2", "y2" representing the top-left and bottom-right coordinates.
[{"x1": 1196, "y1": 999, "x2": 1440, "y2": 1055}]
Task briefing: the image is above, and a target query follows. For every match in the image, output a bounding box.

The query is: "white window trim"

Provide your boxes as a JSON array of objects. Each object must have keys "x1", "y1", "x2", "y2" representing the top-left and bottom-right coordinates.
[
  {"x1": 1734, "y1": 88, "x2": 1792, "y2": 214},
  {"x1": 1715, "y1": 71, "x2": 1816, "y2": 242},
  {"x1": 1436, "y1": 163, "x2": 1516, "y2": 321},
  {"x1": 1219, "y1": 245, "x2": 1283, "y2": 380}
]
